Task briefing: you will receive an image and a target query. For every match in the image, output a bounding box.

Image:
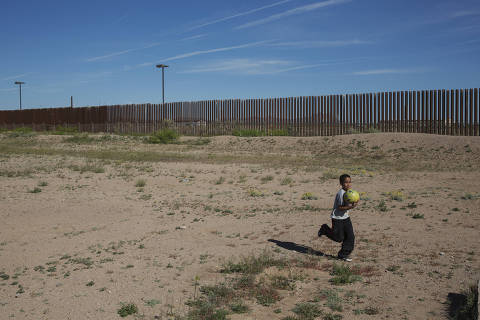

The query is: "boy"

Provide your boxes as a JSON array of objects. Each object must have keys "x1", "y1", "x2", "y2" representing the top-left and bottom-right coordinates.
[{"x1": 318, "y1": 174, "x2": 357, "y2": 262}]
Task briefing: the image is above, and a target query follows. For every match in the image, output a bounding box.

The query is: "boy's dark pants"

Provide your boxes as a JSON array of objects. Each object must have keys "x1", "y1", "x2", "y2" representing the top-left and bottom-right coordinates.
[{"x1": 321, "y1": 217, "x2": 355, "y2": 258}]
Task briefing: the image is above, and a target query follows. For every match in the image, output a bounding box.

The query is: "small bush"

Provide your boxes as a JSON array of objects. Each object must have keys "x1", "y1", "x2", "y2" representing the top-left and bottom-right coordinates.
[
  {"x1": 185, "y1": 299, "x2": 229, "y2": 320},
  {"x1": 301, "y1": 192, "x2": 318, "y2": 200},
  {"x1": 200, "y1": 284, "x2": 236, "y2": 306},
  {"x1": 407, "y1": 202, "x2": 417, "y2": 208},
  {"x1": 29, "y1": 187, "x2": 42, "y2": 193},
  {"x1": 247, "y1": 189, "x2": 264, "y2": 197},
  {"x1": 7, "y1": 127, "x2": 35, "y2": 138},
  {"x1": 63, "y1": 133, "x2": 95, "y2": 144},
  {"x1": 280, "y1": 177, "x2": 293, "y2": 185},
  {"x1": 260, "y1": 175, "x2": 274, "y2": 183},
  {"x1": 329, "y1": 264, "x2": 362, "y2": 285},
  {"x1": 221, "y1": 251, "x2": 287, "y2": 275},
  {"x1": 412, "y1": 213, "x2": 424, "y2": 219},
  {"x1": 233, "y1": 274, "x2": 256, "y2": 290},
  {"x1": 135, "y1": 179, "x2": 146, "y2": 187},
  {"x1": 146, "y1": 128, "x2": 179, "y2": 144},
  {"x1": 268, "y1": 129, "x2": 289, "y2": 136},
  {"x1": 117, "y1": 303, "x2": 138, "y2": 317},
  {"x1": 229, "y1": 301, "x2": 249, "y2": 314},
  {"x1": 270, "y1": 275, "x2": 296, "y2": 291},
  {"x1": 291, "y1": 302, "x2": 323, "y2": 320},
  {"x1": 376, "y1": 199, "x2": 388, "y2": 212},
  {"x1": 215, "y1": 176, "x2": 225, "y2": 185},
  {"x1": 317, "y1": 289, "x2": 343, "y2": 312},
  {"x1": 385, "y1": 190, "x2": 404, "y2": 201},
  {"x1": 323, "y1": 313, "x2": 343, "y2": 320},
  {"x1": 255, "y1": 284, "x2": 280, "y2": 306}
]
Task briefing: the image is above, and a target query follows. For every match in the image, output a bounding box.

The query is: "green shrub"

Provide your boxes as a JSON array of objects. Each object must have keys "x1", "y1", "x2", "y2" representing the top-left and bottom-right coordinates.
[
  {"x1": 146, "y1": 128, "x2": 179, "y2": 144},
  {"x1": 270, "y1": 275, "x2": 296, "y2": 291},
  {"x1": 135, "y1": 179, "x2": 146, "y2": 187},
  {"x1": 280, "y1": 177, "x2": 293, "y2": 185},
  {"x1": 376, "y1": 200, "x2": 388, "y2": 212},
  {"x1": 200, "y1": 284, "x2": 236, "y2": 305},
  {"x1": 63, "y1": 133, "x2": 95, "y2": 144},
  {"x1": 117, "y1": 303, "x2": 138, "y2": 317},
  {"x1": 7, "y1": 127, "x2": 35, "y2": 138},
  {"x1": 291, "y1": 302, "x2": 323, "y2": 320},
  {"x1": 268, "y1": 129, "x2": 289, "y2": 136},
  {"x1": 301, "y1": 192, "x2": 318, "y2": 200},
  {"x1": 385, "y1": 190, "x2": 404, "y2": 201},
  {"x1": 29, "y1": 187, "x2": 42, "y2": 193},
  {"x1": 329, "y1": 264, "x2": 362, "y2": 285},
  {"x1": 229, "y1": 301, "x2": 249, "y2": 314},
  {"x1": 185, "y1": 299, "x2": 229, "y2": 320},
  {"x1": 255, "y1": 284, "x2": 280, "y2": 306},
  {"x1": 221, "y1": 251, "x2": 287, "y2": 275}
]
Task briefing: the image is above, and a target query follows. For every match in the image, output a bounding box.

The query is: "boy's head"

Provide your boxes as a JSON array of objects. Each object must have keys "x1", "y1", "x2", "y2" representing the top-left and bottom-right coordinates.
[{"x1": 339, "y1": 174, "x2": 351, "y2": 191}]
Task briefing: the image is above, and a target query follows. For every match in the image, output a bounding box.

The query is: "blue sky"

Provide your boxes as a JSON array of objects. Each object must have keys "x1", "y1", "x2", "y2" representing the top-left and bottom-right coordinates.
[{"x1": 1, "y1": 0, "x2": 479, "y2": 110}]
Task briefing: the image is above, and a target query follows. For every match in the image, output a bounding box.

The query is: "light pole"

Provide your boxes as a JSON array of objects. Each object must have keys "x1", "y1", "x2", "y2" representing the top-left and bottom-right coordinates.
[
  {"x1": 14, "y1": 81, "x2": 25, "y2": 110},
  {"x1": 156, "y1": 64, "x2": 169, "y2": 104}
]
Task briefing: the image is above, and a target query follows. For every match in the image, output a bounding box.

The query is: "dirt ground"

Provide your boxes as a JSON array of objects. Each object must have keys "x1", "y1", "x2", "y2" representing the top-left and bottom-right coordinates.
[{"x1": 0, "y1": 132, "x2": 479, "y2": 320}]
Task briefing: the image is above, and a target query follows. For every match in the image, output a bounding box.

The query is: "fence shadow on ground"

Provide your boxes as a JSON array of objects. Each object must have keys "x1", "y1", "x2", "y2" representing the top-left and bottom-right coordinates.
[{"x1": 268, "y1": 239, "x2": 334, "y2": 258}]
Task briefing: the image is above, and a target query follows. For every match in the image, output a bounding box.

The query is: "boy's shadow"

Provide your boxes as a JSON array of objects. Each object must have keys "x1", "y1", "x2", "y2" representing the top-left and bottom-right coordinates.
[{"x1": 268, "y1": 239, "x2": 334, "y2": 258}]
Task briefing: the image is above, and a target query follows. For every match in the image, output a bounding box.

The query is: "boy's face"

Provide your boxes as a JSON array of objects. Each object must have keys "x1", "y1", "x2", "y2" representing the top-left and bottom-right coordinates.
[{"x1": 341, "y1": 177, "x2": 352, "y2": 191}]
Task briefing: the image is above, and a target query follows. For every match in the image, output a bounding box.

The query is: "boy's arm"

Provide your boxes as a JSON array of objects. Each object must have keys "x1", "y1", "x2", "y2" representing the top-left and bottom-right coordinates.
[{"x1": 339, "y1": 201, "x2": 358, "y2": 211}]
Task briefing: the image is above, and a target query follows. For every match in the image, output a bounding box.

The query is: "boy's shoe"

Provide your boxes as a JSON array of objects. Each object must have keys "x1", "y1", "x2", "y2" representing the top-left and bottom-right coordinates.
[
  {"x1": 317, "y1": 226, "x2": 325, "y2": 237},
  {"x1": 338, "y1": 255, "x2": 352, "y2": 262}
]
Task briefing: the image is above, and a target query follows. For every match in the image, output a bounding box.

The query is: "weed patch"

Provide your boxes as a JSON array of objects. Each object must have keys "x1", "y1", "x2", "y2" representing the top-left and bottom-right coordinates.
[
  {"x1": 63, "y1": 133, "x2": 95, "y2": 144},
  {"x1": 117, "y1": 303, "x2": 138, "y2": 317},
  {"x1": 221, "y1": 252, "x2": 288, "y2": 275},
  {"x1": 146, "y1": 128, "x2": 179, "y2": 144},
  {"x1": 329, "y1": 264, "x2": 362, "y2": 285},
  {"x1": 291, "y1": 302, "x2": 323, "y2": 320}
]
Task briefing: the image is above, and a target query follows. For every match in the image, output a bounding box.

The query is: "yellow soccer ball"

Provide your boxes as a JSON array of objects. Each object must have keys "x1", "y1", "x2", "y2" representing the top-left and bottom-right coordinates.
[{"x1": 343, "y1": 189, "x2": 360, "y2": 203}]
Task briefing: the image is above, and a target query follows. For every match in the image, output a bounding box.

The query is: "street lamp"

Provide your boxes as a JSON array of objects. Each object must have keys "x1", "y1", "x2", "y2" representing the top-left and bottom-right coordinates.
[
  {"x1": 155, "y1": 64, "x2": 169, "y2": 104},
  {"x1": 14, "y1": 81, "x2": 25, "y2": 110}
]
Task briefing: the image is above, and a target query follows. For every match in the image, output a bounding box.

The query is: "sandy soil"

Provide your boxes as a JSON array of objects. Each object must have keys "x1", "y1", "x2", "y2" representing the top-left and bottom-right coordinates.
[{"x1": 0, "y1": 132, "x2": 479, "y2": 320}]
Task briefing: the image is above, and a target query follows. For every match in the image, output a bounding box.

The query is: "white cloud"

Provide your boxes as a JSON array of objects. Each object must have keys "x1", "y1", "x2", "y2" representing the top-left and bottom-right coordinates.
[
  {"x1": 162, "y1": 40, "x2": 272, "y2": 62},
  {"x1": 180, "y1": 58, "x2": 291, "y2": 74},
  {"x1": 86, "y1": 42, "x2": 162, "y2": 62},
  {"x1": 179, "y1": 34, "x2": 208, "y2": 41},
  {"x1": 352, "y1": 69, "x2": 421, "y2": 75},
  {"x1": 180, "y1": 58, "x2": 355, "y2": 75},
  {"x1": 0, "y1": 88, "x2": 17, "y2": 92},
  {"x1": 235, "y1": 0, "x2": 350, "y2": 29},
  {"x1": 188, "y1": 0, "x2": 293, "y2": 30},
  {"x1": 270, "y1": 39, "x2": 370, "y2": 48}
]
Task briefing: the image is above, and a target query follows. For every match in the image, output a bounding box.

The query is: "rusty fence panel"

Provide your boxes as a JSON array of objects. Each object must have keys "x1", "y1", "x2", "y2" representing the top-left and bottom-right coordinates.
[
  {"x1": 475, "y1": 88, "x2": 479, "y2": 136},
  {"x1": 1, "y1": 89, "x2": 479, "y2": 136}
]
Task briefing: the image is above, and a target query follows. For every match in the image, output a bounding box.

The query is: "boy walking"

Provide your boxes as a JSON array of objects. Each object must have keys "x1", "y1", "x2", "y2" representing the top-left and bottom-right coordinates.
[{"x1": 318, "y1": 174, "x2": 357, "y2": 261}]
